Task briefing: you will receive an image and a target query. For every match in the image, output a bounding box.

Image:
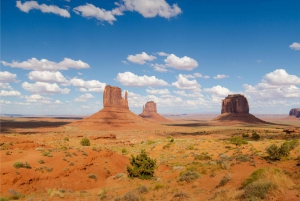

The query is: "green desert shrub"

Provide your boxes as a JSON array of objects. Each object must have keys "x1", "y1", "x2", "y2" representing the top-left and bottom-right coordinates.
[
  {"x1": 42, "y1": 151, "x2": 53, "y2": 157},
  {"x1": 64, "y1": 137, "x2": 69, "y2": 141},
  {"x1": 266, "y1": 140, "x2": 299, "y2": 160},
  {"x1": 80, "y1": 138, "x2": 90, "y2": 146},
  {"x1": 251, "y1": 132, "x2": 260, "y2": 140},
  {"x1": 194, "y1": 152, "x2": 212, "y2": 160},
  {"x1": 178, "y1": 171, "x2": 200, "y2": 183},
  {"x1": 229, "y1": 136, "x2": 248, "y2": 146},
  {"x1": 13, "y1": 161, "x2": 31, "y2": 169},
  {"x1": 88, "y1": 174, "x2": 97, "y2": 180},
  {"x1": 127, "y1": 149, "x2": 156, "y2": 180}
]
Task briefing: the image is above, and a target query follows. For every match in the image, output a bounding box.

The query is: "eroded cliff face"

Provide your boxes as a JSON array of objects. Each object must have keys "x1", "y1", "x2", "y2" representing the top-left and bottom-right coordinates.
[
  {"x1": 221, "y1": 94, "x2": 249, "y2": 114},
  {"x1": 103, "y1": 85, "x2": 128, "y2": 109},
  {"x1": 139, "y1": 101, "x2": 170, "y2": 122},
  {"x1": 142, "y1": 101, "x2": 157, "y2": 113},
  {"x1": 289, "y1": 108, "x2": 300, "y2": 118}
]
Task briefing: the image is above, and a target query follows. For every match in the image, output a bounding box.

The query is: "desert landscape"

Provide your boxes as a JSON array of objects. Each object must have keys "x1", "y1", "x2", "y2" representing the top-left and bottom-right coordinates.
[
  {"x1": 1, "y1": 86, "x2": 300, "y2": 201},
  {"x1": 1, "y1": 1, "x2": 300, "y2": 201}
]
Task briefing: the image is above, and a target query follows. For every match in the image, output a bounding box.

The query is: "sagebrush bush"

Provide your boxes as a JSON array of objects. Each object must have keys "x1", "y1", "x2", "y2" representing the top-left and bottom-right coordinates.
[
  {"x1": 266, "y1": 140, "x2": 299, "y2": 160},
  {"x1": 13, "y1": 162, "x2": 31, "y2": 169},
  {"x1": 80, "y1": 138, "x2": 90, "y2": 146},
  {"x1": 178, "y1": 171, "x2": 200, "y2": 183},
  {"x1": 244, "y1": 180, "x2": 275, "y2": 200},
  {"x1": 127, "y1": 149, "x2": 156, "y2": 180}
]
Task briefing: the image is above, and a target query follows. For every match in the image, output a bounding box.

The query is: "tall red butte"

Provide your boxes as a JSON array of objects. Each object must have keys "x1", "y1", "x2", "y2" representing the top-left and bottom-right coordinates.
[
  {"x1": 212, "y1": 94, "x2": 265, "y2": 123},
  {"x1": 72, "y1": 85, "x2": 156, "y2": 129}
]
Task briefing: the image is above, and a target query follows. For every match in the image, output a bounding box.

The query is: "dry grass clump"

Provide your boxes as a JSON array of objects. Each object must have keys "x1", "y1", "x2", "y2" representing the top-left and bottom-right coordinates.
[
  {"x1": 178, "y1": 171, "x2": 200, "y2": 183},
  {"x1": 115, "y1": 191, "x2": 140, "y2": 201},
  {"x1": 210, "y1": 189, "x2": 243, "y2": 201},
  {"x1": 242, "y1": 167, "x2": 294, "y2": 200},
  {"x1": 136, "y1": 185, "x2": 148, "y2": 194},
  {"x1": 171, "y1": 191, "x2": 189, "y2": 201}
]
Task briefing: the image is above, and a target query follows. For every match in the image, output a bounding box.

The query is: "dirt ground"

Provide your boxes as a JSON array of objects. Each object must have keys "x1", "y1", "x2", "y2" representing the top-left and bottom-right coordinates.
[{"x1": 1, "y1": 114, "x2": 300, "y2": 200}]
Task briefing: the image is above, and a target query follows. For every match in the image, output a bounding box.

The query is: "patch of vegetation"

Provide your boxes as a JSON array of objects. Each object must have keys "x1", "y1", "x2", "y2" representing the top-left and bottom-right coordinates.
[
  {"x1": 194, "y1": 152, "x2": 212, "y2": 160},
  {"x1": 80, "y1": 138, "x2": 90, "y2": 146},
  {"x1": 147, "y1": 140, "x2": 155, "y2": 145},
  {"x1": 64, "y1": 137, "x2": 69, "y2": 141},
  {"x1": 13, "y1": 162, "x2": 31, "y2": 169},
  {"x1": 153, "y1": 183, "x2": 164, "y2": 191},
  {"x1": 0, "y1": 197, "x2": 9, "y2": 201},
  {"x1": 242, "y1": 133, "x2": 249, "y2": 138},
  {"x1": 172, "y1": 191, "x2": 189, "y2": 200},
  {"x1": 266, "y1": 140, "x2": 299, "y2": 160},
  {"x1": 229, "y1": 136, "x2": 248, "y2": 146},
  {"x1": 61, "y1": 146, "x2": 68, "y2": 151},
  {"x1": 244, "y1": 180, "x2": 275, "y2": 200},
  {"x1": 35, "y1": 166, "x2": 53, "y2": 173},
  {"x1": 38, "y1": 159, "x2": 45, "y2": 164},
  {"x1": 242, "y1": 167, "x2": 294, "y2": 200},
  {"x1": 217, "y1": 174, "x2": 232, "y2": 187},
  {"x1": 251, "y1": 132, "x2": 260, "y2": 140},
  {"x1": 170, "y1": 138, "x2": 175, "y2": 142},
  {"x1": 127, "y1": 149, "x2": 156, "y2": 180},
  {"x1": 42, "y1": 151, "x2": 53, "y2": 157},
  {"x1": 136, "y1": 185, "x2": 148, "y2": 194},
  {"x1": 188, "y1": 145, "x2": 194, "y2": 150},
  {"x1": 7, "y1": 189, "x2": 23, "y2": 200},
  {"x1": 122, "y1": 148, "x2": 128, "y2": 155},
  {"x1": 88, "y1": 174, "x2": 97, "y2": 180},
  {"x1": 178, "y1": 171, "x2": 200, "y2": 183}
]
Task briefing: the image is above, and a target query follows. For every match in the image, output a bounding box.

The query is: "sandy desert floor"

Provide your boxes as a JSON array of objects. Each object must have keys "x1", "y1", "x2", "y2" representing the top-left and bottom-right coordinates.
[{"x1": 1, "y1": 115, "x2": 300, "y2": 201}]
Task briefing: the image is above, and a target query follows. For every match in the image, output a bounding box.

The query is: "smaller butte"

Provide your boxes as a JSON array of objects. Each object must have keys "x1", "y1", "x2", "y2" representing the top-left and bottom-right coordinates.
[
  {"x1": 139, "y1": 101, "x2": 170, "y2": 122},
  {"x1": 212, "y1": 94, "x2": 265, "y2": 123},
  {"x1": 289, "y1": 108, "x2": 300, "y2": 118}
]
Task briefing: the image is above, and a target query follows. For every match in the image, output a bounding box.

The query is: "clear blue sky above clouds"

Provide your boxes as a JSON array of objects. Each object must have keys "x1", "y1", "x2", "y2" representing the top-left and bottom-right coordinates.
[{"x1": 1, "y1": 0, "x2": 300, "y2": 115}]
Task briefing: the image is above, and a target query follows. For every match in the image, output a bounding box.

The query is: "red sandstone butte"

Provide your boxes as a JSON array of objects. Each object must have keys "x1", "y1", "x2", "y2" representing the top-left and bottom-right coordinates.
[
  {"x1": 213, "y1": 94, "x2": 265, "y2": 123},
  {"x1": 139, "y1": 101, "x2": 170, "y2": 122},
  {"x1": 72, "y1": 85, "x2": 157, "y2": 130},
  {"x1": 103, "y1": 85, "x2": 128, "y2": 109}
]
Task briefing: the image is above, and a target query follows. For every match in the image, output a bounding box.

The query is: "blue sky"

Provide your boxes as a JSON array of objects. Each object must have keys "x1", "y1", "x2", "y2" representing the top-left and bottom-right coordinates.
[{"x1": 1, "y1": 0, "x2": 300, "y2": 115}]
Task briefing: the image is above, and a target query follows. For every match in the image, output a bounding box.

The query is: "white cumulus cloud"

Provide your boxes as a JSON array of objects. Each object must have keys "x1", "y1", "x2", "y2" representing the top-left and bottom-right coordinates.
[
  {"x1": 73, "y1": 3, "x2": 117, "y2": 24},
  {"x1": 121, "y1": 0, "x2": 182, "y2": 19},
  {"x1": 74, "y1": 93, "x2": 94, "y2": 102},
  {"x1": 204, "y1": 85, "x2": 231, "y2": 97},
  {"x1": 127, "y1": 52, "x2": 156, "y2": 65},
  {"x1": 289, "y1": 42, "x2": 300, "y2": 50},
  {"x1": 1, "y1": 58, "x2": 90, "y2": 71},
  {"x1": 16, "y1": 1, "x2": 70, "y2": 18},
  {"x1": 70, "y1": 78, "x2": 106, "y2": 92},
  {"x1": 146, "y1": 88, "x2": 170, "y2": 95},
  {"x1": 0, "y1": 90, "x2": 21, "y2": 97},
  {"x1": 214, "y1": 74, "x2": 229, "y2": 79},
  {"x1": 116, "y1": 71, "x2": 169, "y2": 87},
  {"x1": 164, "y1": 54, "x2": 198, "y2": 71},
  {"x1": 0, "y1": 71, "x2": 17, "y2": 83},
  {"x1": 150, "y1": 64, "x2": 168, "y2": 72},
  {"x1": 193, "y1": 73, "x2": 210, "y2": 79},
  {"x1": 157, "y1": 52, "x2": 169, "y2": 56},
  {"x1": 22, "y1": 82, "x2": 70, "y2": 94},
  {"x1": 28, "y1": 71, "x2": 68, "y2": 83},
  {"x1": 25, "y1": 94, "x2": 52, "y2": 103},
  {"x1": 172, "y1": 74, "x2": 200, "y2": 90},
  {"x1": 263, "y1": 69, "x2": 300, "y2": 85}
]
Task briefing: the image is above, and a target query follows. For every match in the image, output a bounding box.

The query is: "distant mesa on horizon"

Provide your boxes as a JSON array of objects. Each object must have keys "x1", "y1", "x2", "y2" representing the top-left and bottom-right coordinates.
[
  {"x1": 289, "y1": 108, "x2": 300, "y2": 118},
  {"x1": 212, "y1": 94, "x2": 266, "y2": 123},
  {"x1": 139, "y1": 101, "x2": 171, "y2": 122}
]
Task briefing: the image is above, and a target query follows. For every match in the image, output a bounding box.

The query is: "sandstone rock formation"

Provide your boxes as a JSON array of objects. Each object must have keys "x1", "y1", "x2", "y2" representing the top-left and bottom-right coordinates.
[
  {"x1": 213, "y1": 94, "x2": 265, "y2": 123},
  {"x1": 221, "y1": 94, "x2": 249, "y2": 114},
  {"x1": 103, "y1": 85, "x2": 128, "y2": 109},
  {"x1": 139, "y1": 101, "x2": 170, "y2": 122},
  {"x1": 289, "y1": 108, "x2": 300, "y2": 118},
  {"x1": 72, "y1": 85, "x2": 158, "y2": 130}
]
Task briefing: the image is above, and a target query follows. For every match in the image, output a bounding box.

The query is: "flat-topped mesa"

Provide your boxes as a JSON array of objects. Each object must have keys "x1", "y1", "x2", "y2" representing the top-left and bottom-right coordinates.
[
  {"x1": 103, "y1": 85, "x2": 128, "y2": 109},
  {"x1": 142, "y1": 101, "x2": 157, "y2": 113},
  {"x1": 289, "y1": 108, "x2": 300, "y2": 118},
  {"x1": 221, "y1": 94, "x2": 249, "y2": 114}
]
